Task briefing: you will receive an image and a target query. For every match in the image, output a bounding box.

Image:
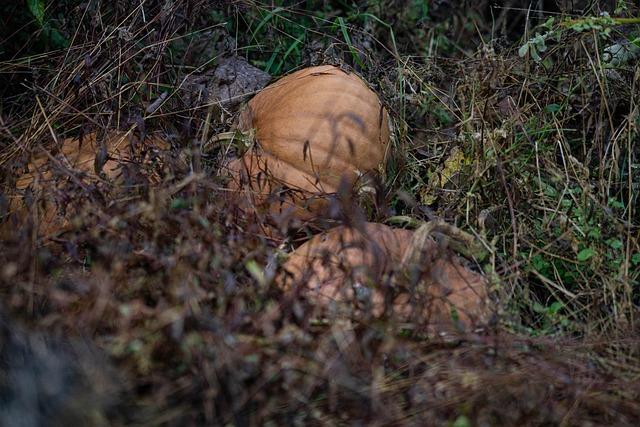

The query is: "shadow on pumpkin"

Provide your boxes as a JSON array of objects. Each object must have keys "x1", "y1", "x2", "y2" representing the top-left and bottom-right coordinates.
[
  {"x1": 224, "y1": 65, "x2": 391, "y2": 232},
  {"x1": 278, "y1": 221, "x2": 496, "y2": 334},
  {"x1": 225, "y1": 148, "x2": 384, "y2": 238}
]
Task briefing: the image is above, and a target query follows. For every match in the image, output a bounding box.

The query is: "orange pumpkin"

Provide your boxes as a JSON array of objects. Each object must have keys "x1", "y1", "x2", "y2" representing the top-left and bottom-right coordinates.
[
  {"x1": 229, "y1": 65, "x2": 391, "y2": 221},
  {"x1": 1, "y1": 131, "x2": 169, "y2": 237},
  {"x1": 279, "y1": 222, "x2": 491, "y2": 333}
]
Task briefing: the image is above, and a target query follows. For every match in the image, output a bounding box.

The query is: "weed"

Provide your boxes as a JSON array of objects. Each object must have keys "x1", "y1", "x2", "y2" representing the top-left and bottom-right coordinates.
[{"x1": 1, "y1": 1, "x2": 639, "y2": 425}]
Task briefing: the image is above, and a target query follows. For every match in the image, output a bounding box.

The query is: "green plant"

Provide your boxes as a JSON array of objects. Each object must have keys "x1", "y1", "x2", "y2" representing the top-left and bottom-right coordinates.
[
  {"x1": 26, "y1": 0, "x2": 44, "y2": 26},
  {"x1": 519, "y1": 12, "x2": 640, "y2": 64},
  {"x1": 26, "y1": 0, "x2": 68, "y2": 50},
  {"x1": 2, "y1": 2, "x2": 640, "y2": 425}
]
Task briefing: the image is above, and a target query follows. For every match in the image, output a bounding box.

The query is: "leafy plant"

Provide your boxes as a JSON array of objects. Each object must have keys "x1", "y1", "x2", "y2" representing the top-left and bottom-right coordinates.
[
  {"x1": 519, "y1": 12, "x2": 640, "y2": 64},
  {"x1": 1, "y1": 1, "x2": 640, "y2": 425},
  {"x1": 26, "y1": 0, "x2": 44, "y2": 26}
]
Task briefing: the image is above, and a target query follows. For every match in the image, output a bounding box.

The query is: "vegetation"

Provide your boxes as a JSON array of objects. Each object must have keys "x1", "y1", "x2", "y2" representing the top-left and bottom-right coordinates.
[{"x1": 1, "y1": 0, "x2": 639, "y2": 425}]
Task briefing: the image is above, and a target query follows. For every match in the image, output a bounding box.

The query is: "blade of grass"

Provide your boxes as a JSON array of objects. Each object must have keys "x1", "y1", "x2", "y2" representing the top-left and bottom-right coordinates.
[
  {"x1": 264, "y1": 45, "x2": 281, "y2": 75},
  {"x1": 250, "y1": 7, "x2": 284, "y2": 52},
  {"x1": 282, "y1": 33, "x2": 304, "y2": 68},
  {"x1": 334, "y1": 17, "x2": 366, "y2": 70}
]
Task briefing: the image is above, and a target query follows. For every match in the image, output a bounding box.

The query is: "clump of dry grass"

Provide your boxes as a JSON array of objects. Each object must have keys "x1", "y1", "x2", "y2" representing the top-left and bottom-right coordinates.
[{"x1": 1, "y1": 0, "x2": 639, "y2": 425}]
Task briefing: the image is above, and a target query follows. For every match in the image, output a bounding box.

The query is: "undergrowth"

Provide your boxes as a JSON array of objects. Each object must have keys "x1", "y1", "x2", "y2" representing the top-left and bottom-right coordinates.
[{"x1": 0, "y1": 0, "x2": 639, "y2": 425}]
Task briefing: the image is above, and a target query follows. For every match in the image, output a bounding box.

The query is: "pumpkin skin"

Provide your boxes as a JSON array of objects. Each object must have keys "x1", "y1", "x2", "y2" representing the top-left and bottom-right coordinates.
[
  {"x1": 1, "y1": 131, "x2": 169, "y2": 237},
  {"x1": 279, "y1": 222, "x2": 491, "y2": 332},
  {"x1": 230, "y1": 65, "x2": 391, "y2": 221}
]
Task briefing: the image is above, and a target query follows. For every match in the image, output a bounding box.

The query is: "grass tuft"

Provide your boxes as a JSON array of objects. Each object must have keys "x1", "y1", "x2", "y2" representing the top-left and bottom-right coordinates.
[{"x1": 0, "y1": 0, "x2": 639, "y2": 425}]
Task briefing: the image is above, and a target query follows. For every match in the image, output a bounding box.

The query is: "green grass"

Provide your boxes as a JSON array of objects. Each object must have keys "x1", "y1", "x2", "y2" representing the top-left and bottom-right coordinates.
[{"x1": 0, "y1": 0, "x2": 639, "y2": 425}]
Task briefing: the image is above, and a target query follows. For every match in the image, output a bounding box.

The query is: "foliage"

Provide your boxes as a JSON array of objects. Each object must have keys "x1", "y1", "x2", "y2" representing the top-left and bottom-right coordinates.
[
  {"x1": 519, "y1": 12, "x2": 640, "y2": 64},
  {"x1": 0, "y1": 0, "x2": 639, "y2": 425}
]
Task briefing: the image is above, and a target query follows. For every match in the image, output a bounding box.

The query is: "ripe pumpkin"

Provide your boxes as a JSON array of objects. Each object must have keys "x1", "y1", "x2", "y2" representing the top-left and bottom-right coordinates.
[
  {"x1": 1, "y1": 131, "x2": 169, "y2": 237},
  {"x1": 229, "y1": 65, "x2": 391, "y2": 221},
  {"x1": 279, "y1": 221, "x2": 491, "y2": 333}
]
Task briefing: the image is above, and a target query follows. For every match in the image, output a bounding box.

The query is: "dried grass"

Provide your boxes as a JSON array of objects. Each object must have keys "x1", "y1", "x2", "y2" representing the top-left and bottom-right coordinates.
[{"x1": 0, "y1": 1, "x2": 639, "y2": 425}]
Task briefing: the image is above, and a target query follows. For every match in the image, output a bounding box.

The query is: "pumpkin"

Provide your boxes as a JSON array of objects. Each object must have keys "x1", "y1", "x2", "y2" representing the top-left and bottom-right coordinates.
[
  {"x1": 228, "y1": 65, "x2": 391, "y2": 222},
  {"x1": 1, "y1": 131, "x2": 169, "y2": 237},
  {"x1": 279, "y1": 221, "x2": 491, "y2": 333}
]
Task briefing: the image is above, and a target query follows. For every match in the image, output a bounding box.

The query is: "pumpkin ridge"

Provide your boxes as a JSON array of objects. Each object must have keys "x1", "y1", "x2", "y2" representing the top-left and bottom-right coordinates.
[{"x1": 230, "y1": 65, "x2": 390, "y2": 221}]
